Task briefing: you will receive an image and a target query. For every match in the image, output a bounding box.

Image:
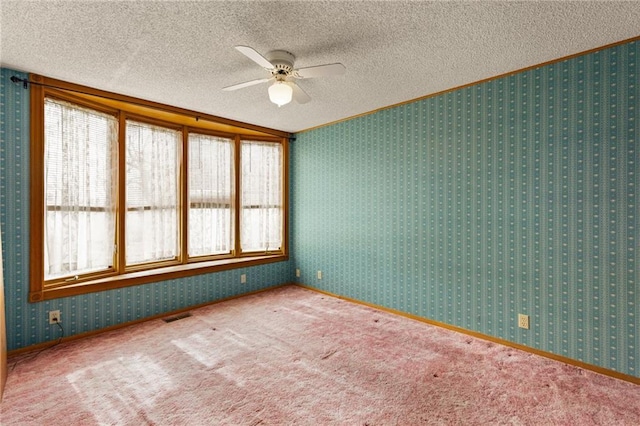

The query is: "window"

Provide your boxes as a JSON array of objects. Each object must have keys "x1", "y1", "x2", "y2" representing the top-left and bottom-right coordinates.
[
  {"x1": 29, "y1": 75, "x2": 289, "y2": 302},
  {"x1": 188, "y1": 133, "x2": 234, "y2": 257},
  {"x1": 241, "y1": 140, "x2": 283, "y2": 252},
  {"x1": 125, "y1": 120, "x2": 181, "y2": 266},
  {"x1": 43, "y1": 98, "x2": 118, "y2": 280}
]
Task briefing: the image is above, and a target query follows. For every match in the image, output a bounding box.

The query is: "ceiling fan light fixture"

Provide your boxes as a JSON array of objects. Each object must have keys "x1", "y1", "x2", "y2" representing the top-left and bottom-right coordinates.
[{"x1": 268, "y1": 81, "x2": 293, "y2": 107}]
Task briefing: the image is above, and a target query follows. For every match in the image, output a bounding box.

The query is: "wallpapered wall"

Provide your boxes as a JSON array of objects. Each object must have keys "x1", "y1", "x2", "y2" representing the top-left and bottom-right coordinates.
[
  {"x1": 292, "y1": 40, "x2": 638, "y2": 377},
  {"x1": 0, "y1": 68, "x2": 293, "y2": 351}
]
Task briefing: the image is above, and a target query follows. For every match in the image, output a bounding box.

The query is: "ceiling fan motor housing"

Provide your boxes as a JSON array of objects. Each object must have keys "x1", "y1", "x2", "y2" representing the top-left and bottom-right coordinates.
[{"x1": 266, "y1": 50, "x2": 295, "y2": 77}]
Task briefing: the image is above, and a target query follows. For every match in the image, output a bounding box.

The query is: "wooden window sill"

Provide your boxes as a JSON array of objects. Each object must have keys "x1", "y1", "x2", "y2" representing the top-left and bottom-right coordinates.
[{"x1": 29, "y1": 254, "x2": 288, "y2": 302}]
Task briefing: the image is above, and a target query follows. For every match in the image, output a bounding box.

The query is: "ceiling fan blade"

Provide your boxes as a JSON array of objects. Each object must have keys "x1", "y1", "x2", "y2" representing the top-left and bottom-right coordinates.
[
  {"x1": 295, "y1": 63, "x2": 346, "y2": 79},
  {"x1": 289, "y1": 82, "x2": 311, "y2": 104},
  {"x1": 234, "y1": 45, "x2": 274, "y2": 69},
  {"x1": 222, "y1": 77, "x2": 272, "y2": 91}
]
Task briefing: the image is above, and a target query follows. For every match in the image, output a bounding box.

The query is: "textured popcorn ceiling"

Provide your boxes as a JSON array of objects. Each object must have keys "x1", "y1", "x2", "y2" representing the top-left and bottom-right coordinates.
[{"x1": 1, "y1": 1, "x2": 639, "y2": 133}]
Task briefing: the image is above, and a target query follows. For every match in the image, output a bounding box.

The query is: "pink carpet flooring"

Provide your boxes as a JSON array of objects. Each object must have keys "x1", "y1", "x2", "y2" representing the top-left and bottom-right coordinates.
[{"x1": 2, "y1": 285, "x2": 639, "y2": 425}]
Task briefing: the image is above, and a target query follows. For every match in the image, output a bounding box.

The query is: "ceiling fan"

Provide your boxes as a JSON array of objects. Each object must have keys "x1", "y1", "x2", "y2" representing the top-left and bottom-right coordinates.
[{"x1": 223, "y1": 46, "x2": 346, "y2": 107}]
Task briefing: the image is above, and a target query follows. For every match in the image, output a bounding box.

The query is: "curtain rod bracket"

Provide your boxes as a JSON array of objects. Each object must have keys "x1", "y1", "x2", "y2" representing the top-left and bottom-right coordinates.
[{"x1": 10, "y1": 76, "x2": 28, "y2": 89}]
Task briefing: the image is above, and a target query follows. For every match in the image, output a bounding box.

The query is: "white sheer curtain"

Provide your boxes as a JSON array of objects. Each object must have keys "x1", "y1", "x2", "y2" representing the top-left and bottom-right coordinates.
[
  {"x1": 125, "y1": 120, "x2": 180, "y2": 265},
  {"x1": 240, "y1": 141, "x2": 283, "y2": 252},
  {"x1": 44, "y1": 98, "x2": 118, "y2": 279},
  {"x1": 188, "y1": 133, "x2": 234, "y2": 257}
]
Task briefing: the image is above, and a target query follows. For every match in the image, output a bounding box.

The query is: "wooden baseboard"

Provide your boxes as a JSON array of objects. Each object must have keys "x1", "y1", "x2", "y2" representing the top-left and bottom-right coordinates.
[
  {"x1": 7, "y1": 283, "x2": 292, "y2": 359},
  {"x1": 295, "y1": 283, "x2": 640, "y2": 386}
]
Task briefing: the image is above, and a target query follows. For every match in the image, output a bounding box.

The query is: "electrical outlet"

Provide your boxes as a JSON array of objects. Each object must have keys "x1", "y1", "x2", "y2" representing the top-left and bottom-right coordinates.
[
  {"x1": 240, "y1": 274, "x2": 247, "y2": 284},
  {"x1": 317, "y1": 270, "x2": 322, "y2": 280},
  {"x1": 296, "y1": 269, "x2": 301, "y2": 277},
  {"x1": 49, "y1": 310, "x2": 61, "y2": 325},
  {"x1": 518, "y1": 314, "x2": 529, "y2": 329}
]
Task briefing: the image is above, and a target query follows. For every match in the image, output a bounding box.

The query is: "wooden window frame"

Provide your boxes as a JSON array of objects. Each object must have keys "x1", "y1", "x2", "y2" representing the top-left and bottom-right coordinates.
[{"x1": 29, "y1": 74, "x2": 289, "y2": 302}]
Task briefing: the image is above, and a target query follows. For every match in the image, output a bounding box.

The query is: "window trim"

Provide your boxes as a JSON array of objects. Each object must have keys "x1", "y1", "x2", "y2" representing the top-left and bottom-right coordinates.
[{"x1": 29, "y1": 74, "x2": 289, "y2": 302}]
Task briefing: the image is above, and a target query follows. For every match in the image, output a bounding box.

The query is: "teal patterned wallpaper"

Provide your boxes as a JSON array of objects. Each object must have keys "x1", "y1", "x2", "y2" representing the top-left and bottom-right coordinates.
[
  {"x1": 292, "y1": 40, "x2": 639, "y2": 377},
  {"x1": 0, "y1": 68, "x2": 293, "y2": 351}
]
